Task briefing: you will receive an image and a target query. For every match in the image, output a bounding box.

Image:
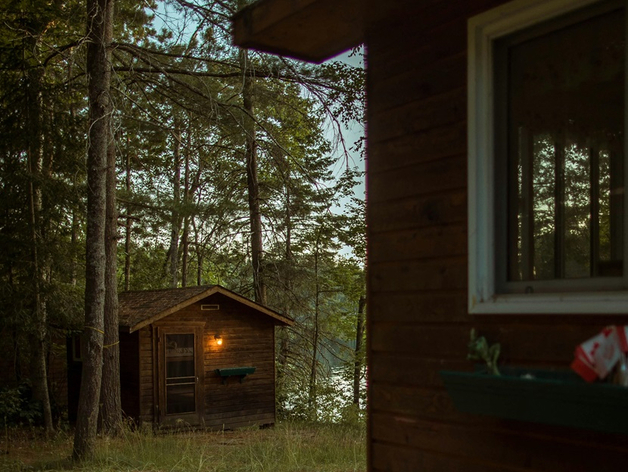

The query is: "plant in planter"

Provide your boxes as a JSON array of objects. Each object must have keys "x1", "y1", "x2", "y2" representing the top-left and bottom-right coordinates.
[
  {"x1": 467, "y1": 328, "x2": 500, "y2": 375},
  {"x1": 440, "y1": 327, "x2": 628, "y2": 435}
]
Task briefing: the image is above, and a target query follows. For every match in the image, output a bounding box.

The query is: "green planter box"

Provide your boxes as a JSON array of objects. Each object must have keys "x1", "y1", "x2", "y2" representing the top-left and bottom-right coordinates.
[
  {"x1": 215, "y1": 366, "x2": 256, "y2": 384},
  {"x1": 440, "y1": 367, "x2": 628, "y2": 435}
]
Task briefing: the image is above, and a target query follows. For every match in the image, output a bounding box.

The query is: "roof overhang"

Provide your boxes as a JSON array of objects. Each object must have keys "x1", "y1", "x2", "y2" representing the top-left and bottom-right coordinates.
[{"x1": 232, "y1": 0, "x2": 364, "y2": 63}]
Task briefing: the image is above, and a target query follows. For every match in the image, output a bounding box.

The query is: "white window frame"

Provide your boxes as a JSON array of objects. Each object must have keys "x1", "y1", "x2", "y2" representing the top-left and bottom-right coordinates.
[{"x1": 468, "y1": 0, "x2": 628, "y2": 314}]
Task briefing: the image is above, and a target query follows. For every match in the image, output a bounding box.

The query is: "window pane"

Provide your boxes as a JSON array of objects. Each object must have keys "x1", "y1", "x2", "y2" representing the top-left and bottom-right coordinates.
[
  {"x1": 165, "y1": 333, "x2": 196, "y2": 414},
  {"x1": 505, "y1": 6, "x2": 624, "y2": 283}
]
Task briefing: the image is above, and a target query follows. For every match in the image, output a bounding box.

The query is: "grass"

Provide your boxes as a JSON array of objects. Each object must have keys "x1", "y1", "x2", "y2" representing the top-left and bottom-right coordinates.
[{"x1": 0, "y1": 421, "x2": 366, "y2": 472}]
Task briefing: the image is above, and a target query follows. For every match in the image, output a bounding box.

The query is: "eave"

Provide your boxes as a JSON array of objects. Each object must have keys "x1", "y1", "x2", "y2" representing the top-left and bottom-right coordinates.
[{"x1": 232, "y1": 0, "x2": 364, "y2": 63}]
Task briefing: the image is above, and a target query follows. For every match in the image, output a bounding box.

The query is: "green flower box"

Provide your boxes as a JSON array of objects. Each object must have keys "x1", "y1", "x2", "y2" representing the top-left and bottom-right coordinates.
[
  {"x1": 440, "y1": 367, "x2": 628, "y2": 435},
  {"x1": 215, "y1": 366, "x2": 256, "y2": 384}
]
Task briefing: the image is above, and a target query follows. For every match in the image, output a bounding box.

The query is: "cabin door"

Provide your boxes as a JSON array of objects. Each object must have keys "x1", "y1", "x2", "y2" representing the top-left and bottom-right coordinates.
[{"x1": 156, "y1": 324, "x2": 204, "y2": 426}]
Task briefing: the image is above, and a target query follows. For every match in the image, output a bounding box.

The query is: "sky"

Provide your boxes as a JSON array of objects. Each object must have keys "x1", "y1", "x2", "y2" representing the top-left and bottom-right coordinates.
[{"x1": 324, "y1": 48, "x2": 366, "y2": 205}]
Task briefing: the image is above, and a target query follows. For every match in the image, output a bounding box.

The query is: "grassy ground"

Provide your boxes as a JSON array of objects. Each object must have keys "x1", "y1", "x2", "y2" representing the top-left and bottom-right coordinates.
[{"x1": 0, "y1": 421, "x2": 366, "y2": 472}]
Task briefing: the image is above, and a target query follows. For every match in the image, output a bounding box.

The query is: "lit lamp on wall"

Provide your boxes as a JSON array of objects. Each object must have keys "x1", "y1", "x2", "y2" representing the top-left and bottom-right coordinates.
[{"x1": 214, "y1": 334, "x2": 223, "y2": 346}]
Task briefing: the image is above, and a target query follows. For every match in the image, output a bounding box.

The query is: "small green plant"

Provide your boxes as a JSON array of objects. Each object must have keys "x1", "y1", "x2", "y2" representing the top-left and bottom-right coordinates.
[{"x1": 467, "y1": 328, "x2": 501, "y2": 375}]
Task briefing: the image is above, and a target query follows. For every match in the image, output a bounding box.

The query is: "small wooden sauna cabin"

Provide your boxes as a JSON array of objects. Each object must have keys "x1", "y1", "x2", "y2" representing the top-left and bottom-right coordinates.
[{"x1": 68, "y1": 285, "x2": 293, "y2": 429}]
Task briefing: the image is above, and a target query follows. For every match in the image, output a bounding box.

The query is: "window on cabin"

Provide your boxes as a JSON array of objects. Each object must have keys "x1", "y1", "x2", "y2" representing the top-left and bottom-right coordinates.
[
  {"x1": 495, "y1": 1, "x2": 625, "y2": 293},
  {"x1": 468, "y1": 0, "x2": 628, "y2": 313}
]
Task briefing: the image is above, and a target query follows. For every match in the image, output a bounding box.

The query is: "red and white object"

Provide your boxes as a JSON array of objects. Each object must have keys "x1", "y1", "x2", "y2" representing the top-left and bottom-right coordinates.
[
  {"x1": 571, "y1": 326, "x2": 625, "y2": 381},
  {"x1": 617, "y1": 326, "x2": 628, "y2": 353}
]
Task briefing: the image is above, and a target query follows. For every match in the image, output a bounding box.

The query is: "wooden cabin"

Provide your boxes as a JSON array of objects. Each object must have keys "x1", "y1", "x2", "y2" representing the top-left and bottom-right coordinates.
[
  {"x1": 234, "y1": 0, "x2": 628, "y2": 470},
  {"x1": 68, "y1": 285, "x2": 292, "y2": 429}
]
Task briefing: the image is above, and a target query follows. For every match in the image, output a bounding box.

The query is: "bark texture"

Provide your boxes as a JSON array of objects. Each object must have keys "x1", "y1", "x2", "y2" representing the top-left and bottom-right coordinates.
[
  {"x1": 99, "y1": 125, "x2": 122, "y2": 435},
  {"x1": 239, "y1": 48, "x2": 266, "y2": 305},
  {"x1": 352, "y1": 295, "x2": 366, "y2": 406},
  {"x1": 26, "y1": 65, "x2": 54, "y2": 434},
  {"x1": 73, "y1": 0, "x2": 114, "y2": 460}
]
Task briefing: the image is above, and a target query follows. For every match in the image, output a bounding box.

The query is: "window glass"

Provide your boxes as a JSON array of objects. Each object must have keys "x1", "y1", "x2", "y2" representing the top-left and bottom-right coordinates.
[
  {"x1": 165, "y1": 333, "x2": 196, "y2": 414},
  {"x1": 500, "y1": 5, "x2": 625, "y2": 287}
]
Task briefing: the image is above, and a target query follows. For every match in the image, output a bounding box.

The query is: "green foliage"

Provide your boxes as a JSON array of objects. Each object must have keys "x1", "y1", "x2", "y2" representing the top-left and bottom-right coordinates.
[
  {"x1": 0, "y1": 383, "x2": 43, "y2": 427},
  {"x1": 467, "y1": 329, "x2": 501, "y2": 376}
]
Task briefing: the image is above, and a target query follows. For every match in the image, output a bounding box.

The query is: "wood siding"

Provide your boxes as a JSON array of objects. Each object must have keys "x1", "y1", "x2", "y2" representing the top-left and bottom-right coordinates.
[
  {"x1": 137, "y1": 292, "x2": 276, "y2": 429},
  {"x1": 365, "y1": 0, "x2": 628, "y2": 471}
]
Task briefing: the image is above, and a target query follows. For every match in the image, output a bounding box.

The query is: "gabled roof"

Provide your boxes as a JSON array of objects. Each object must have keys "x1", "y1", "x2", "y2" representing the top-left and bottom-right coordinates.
[
  {"x1": 232, "y1": 0, "x2": 363, "y2": 63},
  {"x1": 119, "y1": 285, "x2": 293, "y2": 333}
]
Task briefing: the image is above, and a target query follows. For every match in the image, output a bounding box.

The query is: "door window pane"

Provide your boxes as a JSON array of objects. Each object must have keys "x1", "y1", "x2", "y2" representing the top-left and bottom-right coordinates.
[{"x1": 165, "y1": 333, "x2": 195, "y2": 414}]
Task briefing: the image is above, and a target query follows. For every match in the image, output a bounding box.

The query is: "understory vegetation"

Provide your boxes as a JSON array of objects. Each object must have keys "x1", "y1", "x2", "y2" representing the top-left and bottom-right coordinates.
[{"x1": 0, "y1": 421, "x2": 366, "y2": 472}]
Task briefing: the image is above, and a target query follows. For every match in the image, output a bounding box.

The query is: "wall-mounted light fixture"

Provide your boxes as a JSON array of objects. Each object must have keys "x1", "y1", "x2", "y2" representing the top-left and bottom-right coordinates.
[{"x1": 214, "y1": 334, "x2": 223, "y2": 346}]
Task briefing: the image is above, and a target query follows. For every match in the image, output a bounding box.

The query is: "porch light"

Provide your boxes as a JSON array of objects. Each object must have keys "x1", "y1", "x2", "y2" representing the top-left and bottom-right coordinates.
[{"x1": 214, "y1": 334, "x2": 223, "y2": 346}]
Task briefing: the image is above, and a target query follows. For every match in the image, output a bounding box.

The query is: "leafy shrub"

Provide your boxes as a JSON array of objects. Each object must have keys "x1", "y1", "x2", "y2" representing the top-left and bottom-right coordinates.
[{"x1": 0, "y1": 383, "x2": 43, "y2": 427}]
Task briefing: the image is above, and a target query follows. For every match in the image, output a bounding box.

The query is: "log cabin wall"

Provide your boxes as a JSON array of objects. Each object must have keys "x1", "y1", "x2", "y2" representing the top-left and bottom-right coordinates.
[
  {"x1": 364, "y1": 0, "x2": 628, "y2": 470},
  {"x1": 137, "y1": 293, "x2": 276, "y2": 429},
  {"x1": 201, "y1": 293, "x2": 276, "y2": 429}
]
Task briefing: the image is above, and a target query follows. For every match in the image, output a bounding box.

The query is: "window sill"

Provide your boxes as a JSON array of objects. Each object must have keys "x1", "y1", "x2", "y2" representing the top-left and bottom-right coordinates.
[
  {"x1": 440, "y1": 367, "x2": 628, "y2": 435},
  {"x1": 470, "y1": 291, "x2": 628, "y2": 314}
]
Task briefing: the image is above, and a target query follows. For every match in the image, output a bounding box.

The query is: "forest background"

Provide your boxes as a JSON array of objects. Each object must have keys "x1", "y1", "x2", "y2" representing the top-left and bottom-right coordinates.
[{"x1": 0, "y1": 0, "x2": 366, "y2": 454}]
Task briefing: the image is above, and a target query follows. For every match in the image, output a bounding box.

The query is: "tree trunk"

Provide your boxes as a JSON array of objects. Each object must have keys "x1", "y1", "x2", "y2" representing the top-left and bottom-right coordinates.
[
  {"x1": 26, "y1": 64, "x2": 54, "y2": 435},
  {"x1": 308, "y1": 285, "x2": 320, "y2": 420},
  {"x1": 240, "y1": 48, "x2": 265, "y2": 304},
  {"x1": 73, "y1": 0, "x2": 113, "y2": 460},
  {"x1": 352, "y1": 295, "x2": 366, "y2": 406},
  {"x1": 193, "y1": 219, "x2": 203, "y2": 286},
  {"x1": 71, "y1": 209, "x2": 79, "y2": 286},
  {"x1": 308, "y1": 232, "x2": 322, "y2": 419},
  {"x1": 124, "y1": 140, "x2": 132, "y2": 291},
  {"x1": 99, "y1": 125, "x2": 122, "y2": 436},
  {"x1": 167, "y1": 125, "x2": 182, "y2": 288},
  {"x1": 277, "y1": 167, "x2": 292, "y2": 383},
  {"x1": 181, "y1": 217, "x2": 189, "y2": 287},
  {"x1": 181, "y1": 144, "x2": 190, "y2": 287}
]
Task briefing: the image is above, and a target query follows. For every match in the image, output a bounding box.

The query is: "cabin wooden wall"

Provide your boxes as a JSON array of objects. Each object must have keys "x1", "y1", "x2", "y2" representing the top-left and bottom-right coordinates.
[
  {"x1": 201, "y1": 293, "x2": 276, "y2": 429},
  {"x1": 137, "y1": 293, "x2": 276, "y2": 429},
  {"x1": 364, "y1": 0, "x2": 628, "y2": 471}
]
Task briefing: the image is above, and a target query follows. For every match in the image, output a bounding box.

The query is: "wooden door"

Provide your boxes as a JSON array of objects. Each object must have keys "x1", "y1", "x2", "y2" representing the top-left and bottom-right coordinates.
[{"x1": 156, "y1": 324, "x2": 204, "y2": 426}]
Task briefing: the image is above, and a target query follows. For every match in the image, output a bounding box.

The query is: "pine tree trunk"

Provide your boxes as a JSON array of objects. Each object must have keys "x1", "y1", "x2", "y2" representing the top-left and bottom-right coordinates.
[
  {"x1": 73, "y1": 0, "x2": 113, "y2": 460},
  {"x1": 124, "y1": 143, "x2": 131, "y2": 291},
  {"x1": 181, "y1": 146, "x2": 190, "y2": 287},
  {"x1": 26, "y1": 65, "x2": 54, "y2": 435},
  {"x1": 181, "y1": 217, "x2": 189, "y2": 287},
  {"x1": 308, "y1": 234, "x2": 321, "y2": 419},
  {"x1": 352, "y1": 295, "x2": 366, "y2": 406},
  {"x1": 99, "y1": 125, "x2": 122, "y2": 436},
  {"x1": 240, "y1": 48, "x2": 265, "y2": 304},
  {"x1": 193, "y1": 219, "x2": 203, "y2": 286},
  {"x1": 277, "y1": 173, "x2": 292, "y2": 383},
  {"x1": 167, "y1": 125, "x2": 181, "y2": 288}
]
